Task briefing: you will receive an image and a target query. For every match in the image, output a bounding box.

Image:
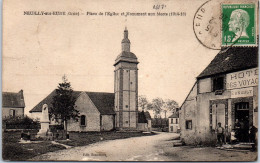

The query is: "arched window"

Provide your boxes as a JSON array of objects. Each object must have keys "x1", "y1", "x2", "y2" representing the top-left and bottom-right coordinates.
[{"x1": 80, "y1": 115, "x2": 86, "y2": 126}]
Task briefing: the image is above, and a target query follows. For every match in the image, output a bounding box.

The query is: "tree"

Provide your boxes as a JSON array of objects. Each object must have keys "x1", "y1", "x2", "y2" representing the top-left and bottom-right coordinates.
[
  {"x1": 165, "y1": 99, "x2": 179, "y2": 113},
  {"x1": 146, "y1": 98, "x2": 164, "y2": 119},
  {"x1": 138, "y1": 95, "x2": 148, "y2": 112},
  {"x1": 50, "y1": 75, "x2": 79, "y2": 132}
]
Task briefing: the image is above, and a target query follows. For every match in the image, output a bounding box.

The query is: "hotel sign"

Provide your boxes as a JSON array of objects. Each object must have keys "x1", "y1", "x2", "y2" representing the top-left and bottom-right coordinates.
[
  {"x1": 226, "y1": 68, "x2": 258, "y2": 90},
  {"x1": 231, "y1": 87, "x2": 253, "y2": 98}
]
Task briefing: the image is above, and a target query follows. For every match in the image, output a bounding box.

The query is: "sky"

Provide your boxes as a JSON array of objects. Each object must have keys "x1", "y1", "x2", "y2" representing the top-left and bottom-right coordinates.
[{"x1": 3, "y1": 0, "x2": 220, "y2": 115}]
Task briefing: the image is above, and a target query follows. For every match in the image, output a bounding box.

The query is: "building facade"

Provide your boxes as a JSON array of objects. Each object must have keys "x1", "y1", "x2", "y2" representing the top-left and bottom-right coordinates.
[
  {"x1": 169, "y1": 112, "x2": 179, "y2": 133},
  {"x1": 114, "y1": 28, "x2": 139, "y2": 130},
  {"x1": 2, "y1": 90, "x2": 25, "y2": 118},
  {"x1": 179, "y1": 47, "x2": 258, "y2": 145}
]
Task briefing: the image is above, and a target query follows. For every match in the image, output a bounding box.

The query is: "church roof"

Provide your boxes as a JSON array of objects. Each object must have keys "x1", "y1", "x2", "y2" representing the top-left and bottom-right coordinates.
[
  {"x1": 86, "y1": 92, "x2": 115, "y2": 115},
  {"x1": 114, "y1": 51, "x2": 139, "y2": 66},
  {"x1": 197, "y1": 47, "x2": 258, "y2": 79},
  {"x1": 2, "y1": 90, "x2": 25, "y2": 108},
  {"x1": 29, "y1": 90, "x2": 115, "y2": 115}
]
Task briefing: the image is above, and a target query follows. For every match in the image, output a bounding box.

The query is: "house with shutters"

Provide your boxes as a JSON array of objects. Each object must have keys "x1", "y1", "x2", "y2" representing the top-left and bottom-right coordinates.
[
  {"x1": 2, "y1": 90, "x2": 25, "y2": 118},
  {"x1": 168, "y1": 111, "x2": 179, "y2": 133},
  {"x1": 179, "y1": 47, "x2": 258, "y2": 145}
]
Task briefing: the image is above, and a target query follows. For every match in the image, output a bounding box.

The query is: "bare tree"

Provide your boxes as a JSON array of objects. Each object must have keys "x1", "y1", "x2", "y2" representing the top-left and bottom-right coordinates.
[
  {"x1": 138, "y1": 95, "x2": 148, "y2": 112},
  {"x1": 165, "y1": 99, "x2": 179, "y2": 113}
]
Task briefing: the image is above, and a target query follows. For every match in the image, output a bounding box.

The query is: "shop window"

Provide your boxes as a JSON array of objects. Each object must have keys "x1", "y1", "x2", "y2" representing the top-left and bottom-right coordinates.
[
  {"x1": 80, "y1": 115, "x2": 86, "y2": 126},
  {"x1": 235, "y1": 102, "x2": 249, "y2": 110},
  {"x1": 212, "y1": 77, "x2": 224, "y2": 91},
  {"x1": 186, "y1": 120, "x2": 192, "y2": 130}
]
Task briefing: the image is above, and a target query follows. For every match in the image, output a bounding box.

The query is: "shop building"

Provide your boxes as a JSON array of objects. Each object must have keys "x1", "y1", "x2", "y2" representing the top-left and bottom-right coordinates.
[{"x1": 179, "y1": 47, "x2": 258, "y2": 145}]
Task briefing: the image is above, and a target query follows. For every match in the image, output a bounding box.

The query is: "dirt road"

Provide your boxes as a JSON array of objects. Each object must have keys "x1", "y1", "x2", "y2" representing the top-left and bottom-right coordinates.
[
  {"x1": 31, "y1": 132, "x2": 257, "y2": 161},
  {"x1": 32, "y1": 132, "x2": 178, "y2": 161}
]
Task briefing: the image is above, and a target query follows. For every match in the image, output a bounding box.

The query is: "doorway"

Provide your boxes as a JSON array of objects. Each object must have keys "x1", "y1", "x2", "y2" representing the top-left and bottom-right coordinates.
[{"x1": 235, "y1": 102, "x2": 250, "y2": 142}]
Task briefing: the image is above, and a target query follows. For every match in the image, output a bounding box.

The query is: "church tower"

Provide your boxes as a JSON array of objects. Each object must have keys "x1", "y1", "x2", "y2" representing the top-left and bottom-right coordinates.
[{"x1": 114, "y1": 28, "x2": 139, "y2": 130}]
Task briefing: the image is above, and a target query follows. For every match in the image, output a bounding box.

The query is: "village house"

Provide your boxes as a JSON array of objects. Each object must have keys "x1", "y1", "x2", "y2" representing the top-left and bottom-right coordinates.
[
  {"x1": 2, "y1": 90, "x2": 25, "y2": 118},
  {"x1": 29, "y1": 28, "x2": 152, "y2": 132},
  {"x1": 179, "y1": 47, "x2": 258, "y2": 145},
  {"x1": 168, "y1": 111, "x2": 179, "y2": 133}
]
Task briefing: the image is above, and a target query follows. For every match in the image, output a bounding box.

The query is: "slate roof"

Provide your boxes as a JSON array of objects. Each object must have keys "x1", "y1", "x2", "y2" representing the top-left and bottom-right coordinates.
[
  {"x1": 29, "y1": 90, "x2": 115, "y2": 115},
  {"x1": 114, "y1": 51, "x2": 139, "y2": 66},
  {"x1": 197, "y1": 47, "x2": 258, "y2": 79},
  {"x1": 86, "y1": 92, "x2": 115, "y2": 115},
  {"x1": 169, "y1": 112, "x2": 179, "y2": 118},
  {"x1": 138, "y1": 111, "x2": 151, "y2": 123},
  {"x1": 2, "y1": 90, "x2": 25, "y2": 108}
]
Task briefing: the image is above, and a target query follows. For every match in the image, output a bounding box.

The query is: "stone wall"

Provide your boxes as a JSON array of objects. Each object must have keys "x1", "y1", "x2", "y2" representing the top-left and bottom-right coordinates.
[
  {"x1": 67, "y1": 92, "x2": 100, "y2": 132},
  {"x1": 2, "y1": 107, "x2": 24, "y2": 118}
]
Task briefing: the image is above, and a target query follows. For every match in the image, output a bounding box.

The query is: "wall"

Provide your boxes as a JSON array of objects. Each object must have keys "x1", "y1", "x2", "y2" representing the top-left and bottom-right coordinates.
[
  {"x1": 30, "y1": 112, "x2": 41, "y2": 120},
  {"x1": 2, "y1": 107, "x2": 24, "y2": 118},
  {"x1": 67, "y1": 92, "x2": 100, "y2": 132},
  {"x1": 169, "y1": 118, "x2": 179, "y2": 133},
  {"x1": 198, "y1": 78, "x2": 211, "y2": 93},
  {"x1": 114, "y1": 61, "x2": 138, "y2": 129},
  {"x1": 101, "y1": 115, "x2": 114, "y2": 131},
  {"x1": 137, "y1": 123, "x2": 148, "y2": 131},
  {"x1": 179, "y1": 82, "x2": 198, "y2": 144}
]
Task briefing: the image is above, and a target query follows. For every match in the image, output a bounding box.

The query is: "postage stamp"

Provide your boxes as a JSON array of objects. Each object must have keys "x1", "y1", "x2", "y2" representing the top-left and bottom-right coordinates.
[{"x1": 221, "y1": 4, "x2": 256, "y2": 46}]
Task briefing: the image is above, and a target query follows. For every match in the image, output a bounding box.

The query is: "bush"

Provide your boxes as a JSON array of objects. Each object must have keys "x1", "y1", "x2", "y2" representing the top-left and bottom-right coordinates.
[{"x1": 3, "y1": 116, "x2": 40, "y2": 129}]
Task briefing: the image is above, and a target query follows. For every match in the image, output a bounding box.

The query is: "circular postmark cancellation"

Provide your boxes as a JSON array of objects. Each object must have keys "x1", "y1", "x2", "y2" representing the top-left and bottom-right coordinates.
[{"x1": 193, "y1": 0, "x2": 257, "y2": 50}]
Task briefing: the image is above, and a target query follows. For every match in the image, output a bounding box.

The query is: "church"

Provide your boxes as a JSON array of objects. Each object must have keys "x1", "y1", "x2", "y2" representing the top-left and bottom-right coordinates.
[{"x1": 30, "y1": 28, "x2": 151, "y2": 132}]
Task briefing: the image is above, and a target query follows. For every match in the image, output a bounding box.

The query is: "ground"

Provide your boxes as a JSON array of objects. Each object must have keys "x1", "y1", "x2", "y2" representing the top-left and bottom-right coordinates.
[
  {"x1": 31, "y1": 132, "x2": 258, "y2": 161},
  {"x1": 2, "y1": 131, "x2": 154, "y2": 161}
]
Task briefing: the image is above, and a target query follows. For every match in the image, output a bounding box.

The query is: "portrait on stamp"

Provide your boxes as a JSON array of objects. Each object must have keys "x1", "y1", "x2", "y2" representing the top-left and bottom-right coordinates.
[{"x1": 222, "y1": 4, "x2": 256, "y2": 46}]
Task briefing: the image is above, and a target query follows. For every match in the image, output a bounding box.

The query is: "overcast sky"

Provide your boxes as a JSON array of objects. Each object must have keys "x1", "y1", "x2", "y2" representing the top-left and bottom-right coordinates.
[{"x1": 3, "y1": 0, "x2": 219, "y2": 115}]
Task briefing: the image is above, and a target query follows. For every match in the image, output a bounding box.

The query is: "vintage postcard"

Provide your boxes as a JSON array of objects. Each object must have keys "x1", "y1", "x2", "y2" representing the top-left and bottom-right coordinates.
[{"x1": 2, "y1": 0, "x2": 259, "y2": 161}]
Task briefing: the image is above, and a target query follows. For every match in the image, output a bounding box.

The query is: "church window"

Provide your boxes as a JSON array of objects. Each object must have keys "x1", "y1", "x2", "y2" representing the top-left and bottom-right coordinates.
[
  {"x1": 80, "y1": 115, "x2": 86, "y2": 126},
  {"x1": 130, "y1": 82, "x2": 133, "y2": 84},
  {"x1": 186, "y1": 120, "x2": 192, "y2": 130},
  {"x1": 125, "y1": 105, "x2": 128, "y2": 108}
]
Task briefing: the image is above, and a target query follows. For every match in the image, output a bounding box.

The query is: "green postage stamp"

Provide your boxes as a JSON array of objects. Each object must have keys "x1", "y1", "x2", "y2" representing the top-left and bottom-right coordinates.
[{"x1": 222, "y1": 4, "x2": 256, "y2": 46}]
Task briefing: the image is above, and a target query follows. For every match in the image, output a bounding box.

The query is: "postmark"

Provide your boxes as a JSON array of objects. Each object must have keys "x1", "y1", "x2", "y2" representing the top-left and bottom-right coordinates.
[
  {"x1": 221, "y1": 4, "x2": 256, "y2": 46},
  {"x1": 193, "y1": 0, "x2": 222, "y2": 50},
  {"x1": 193, "y1": 0, "x2": 258, "y2": 50}
]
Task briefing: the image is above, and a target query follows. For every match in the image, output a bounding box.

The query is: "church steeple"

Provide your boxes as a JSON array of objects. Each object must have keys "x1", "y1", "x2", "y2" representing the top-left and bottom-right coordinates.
[
  {"x1": 121, "y1": 27, "x2": 130, "y2": 52},
  {"x1": 114, "y1": 28, "x2": 139, "y2": 130}
]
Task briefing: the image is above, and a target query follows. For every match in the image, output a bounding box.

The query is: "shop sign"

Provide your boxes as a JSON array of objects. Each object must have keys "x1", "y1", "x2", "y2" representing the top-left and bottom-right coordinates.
[
  {"x1": 231, "y1": 87, "x2": 253, "y2": 98},
  {"x1": 226, "y1": 68, "x2": 258, "y2": 90}
]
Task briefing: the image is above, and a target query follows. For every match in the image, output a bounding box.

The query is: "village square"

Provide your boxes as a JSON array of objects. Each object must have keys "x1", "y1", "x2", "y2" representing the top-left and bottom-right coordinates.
[
  {"x1": 2, "y1": 0, "x2": 259, "y2": 161},
  {"x1": 2, "y1": 27, "x2": 258, "y2": 161}
]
